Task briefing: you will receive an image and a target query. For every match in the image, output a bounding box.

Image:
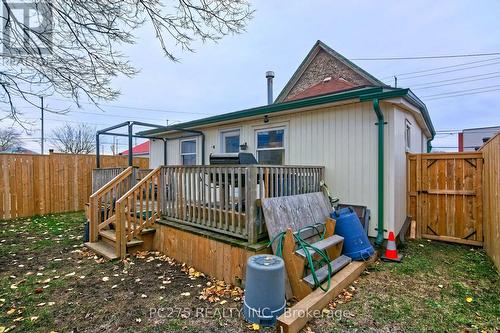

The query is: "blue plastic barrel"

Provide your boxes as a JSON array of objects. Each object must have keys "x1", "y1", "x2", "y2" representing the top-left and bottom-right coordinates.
[
  {"x1": 331, "y1": 207, "x2": 374, "y2": 261},
  {"x1": 243, "y1": 255, "x2": 286, "y2": 326}
]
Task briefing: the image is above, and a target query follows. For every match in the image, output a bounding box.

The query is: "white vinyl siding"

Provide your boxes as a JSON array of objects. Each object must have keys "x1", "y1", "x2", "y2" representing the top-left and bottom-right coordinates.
[{"x1": 152, "y1": 101, "x2": 430, "y2": 238}]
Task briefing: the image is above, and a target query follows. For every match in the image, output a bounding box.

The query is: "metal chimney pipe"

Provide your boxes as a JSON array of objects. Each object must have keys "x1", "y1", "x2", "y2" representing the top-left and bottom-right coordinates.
[{"x1": 266, "y1": 71, "x2": 275, "y2": 105}]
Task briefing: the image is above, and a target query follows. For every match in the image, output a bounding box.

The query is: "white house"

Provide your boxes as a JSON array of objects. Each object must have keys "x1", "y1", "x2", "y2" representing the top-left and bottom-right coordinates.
[{"x1": 140, "y1": 40, "x2": 435, "y2": 243}]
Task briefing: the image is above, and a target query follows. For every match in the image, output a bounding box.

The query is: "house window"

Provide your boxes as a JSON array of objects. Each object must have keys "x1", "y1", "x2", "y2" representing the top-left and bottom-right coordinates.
[
  {"x1": 221, "y1": 130, "x2": 240, "y2": 153},
  {"x1": 180, "y1": 139, "x2": 197, "y2": 165},
  {"x1": 256, "y1": 127, "x2": 285, "y2": 165},
  {"x1": 405, "y1": 120, "x2": 411, "y2": 151}
]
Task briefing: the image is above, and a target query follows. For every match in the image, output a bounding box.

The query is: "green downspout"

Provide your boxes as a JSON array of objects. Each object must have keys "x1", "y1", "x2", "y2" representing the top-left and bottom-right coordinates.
[
  {"x1": 372, "y1": 99, "x2": 385, "y2": 246},
  {"x1": 427, "y1": 137, "x2": 433, "y2": 153}
]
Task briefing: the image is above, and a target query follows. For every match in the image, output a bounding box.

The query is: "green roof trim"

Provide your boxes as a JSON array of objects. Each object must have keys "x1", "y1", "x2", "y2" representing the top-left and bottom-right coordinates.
[{"x1": 139, "y1": 86, "x2": 435, "y2": 137}]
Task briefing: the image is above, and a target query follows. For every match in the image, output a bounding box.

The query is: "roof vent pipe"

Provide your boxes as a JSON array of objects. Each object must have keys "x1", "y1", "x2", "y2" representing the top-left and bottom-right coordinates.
[{"x1": 266, "y1": 71, "x2": 275, "y2": 105}]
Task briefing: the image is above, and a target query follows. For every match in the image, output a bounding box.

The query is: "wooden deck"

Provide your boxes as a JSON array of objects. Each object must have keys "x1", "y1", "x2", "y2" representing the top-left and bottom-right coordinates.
[{"x1": 87, "y1": 164, "x2": 325, "y2": 259}]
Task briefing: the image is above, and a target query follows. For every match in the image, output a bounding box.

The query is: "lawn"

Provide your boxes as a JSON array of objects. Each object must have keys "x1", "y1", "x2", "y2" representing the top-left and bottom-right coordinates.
[{"x1": 0, "y1": 212, "x2": 498, "y2": 333}]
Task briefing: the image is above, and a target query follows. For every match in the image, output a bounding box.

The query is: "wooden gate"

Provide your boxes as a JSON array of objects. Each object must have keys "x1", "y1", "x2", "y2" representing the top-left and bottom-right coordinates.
[{"x1": 407, "y1": 152, "x2": 483, "y2": 246}]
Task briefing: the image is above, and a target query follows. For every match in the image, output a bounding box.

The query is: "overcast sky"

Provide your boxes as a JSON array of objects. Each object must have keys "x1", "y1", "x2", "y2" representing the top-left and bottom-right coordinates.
[{"x1": 8, "y1": 0, "x2": 500, "y2": 153}]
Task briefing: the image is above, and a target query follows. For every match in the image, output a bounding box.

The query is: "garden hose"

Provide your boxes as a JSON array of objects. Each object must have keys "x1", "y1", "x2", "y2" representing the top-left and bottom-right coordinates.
[{"x1": 268, "y1": 223, "x2": 333, "y2": 292}]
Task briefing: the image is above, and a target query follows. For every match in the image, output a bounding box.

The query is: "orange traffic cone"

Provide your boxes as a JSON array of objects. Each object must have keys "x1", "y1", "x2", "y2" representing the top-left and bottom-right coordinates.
[{"x1": 381, "y1": 231, "x2": 403, "y2": 262}]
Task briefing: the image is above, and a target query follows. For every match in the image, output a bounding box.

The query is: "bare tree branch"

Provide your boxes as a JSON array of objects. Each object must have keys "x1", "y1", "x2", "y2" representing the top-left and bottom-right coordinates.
[
  {"x1": 0, "y1": 127, "x2": 22, "y2": 151},
  {"x1": 51, "y1": 122, "x2": 95, "y2": 154},
  {"x1": 0, "y1": 0, "x2": 253, "y2": 122}
]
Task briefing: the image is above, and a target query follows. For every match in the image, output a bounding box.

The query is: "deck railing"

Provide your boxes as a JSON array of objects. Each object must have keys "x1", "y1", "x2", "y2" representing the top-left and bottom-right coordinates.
[
  {"x1": 89, "y1": 167, "x2": 136, "y2": 242},
  {"x1": 91, "y1": 164, "x2": 325, "y2": 251},
  {"x1": 92, "y1": 167, "x2": 126, "y2": 193},
  {"x1": 160, "y1": 165, "x2": 324, "y2": 243},
  {"x1": 115, "y1": 167, "x2": 162, "y2": 257}
]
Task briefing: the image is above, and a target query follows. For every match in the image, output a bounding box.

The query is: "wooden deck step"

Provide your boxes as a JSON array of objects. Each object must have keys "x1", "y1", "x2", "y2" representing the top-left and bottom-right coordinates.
[
  {"x1": 303, "y1": 255, "x2": 352, "y2": 288},
  {"x1": 99, "y1": 229, "x2": 144, "y2": 247},
  {"x1": 295, "y1": 235, "x2": 344, "y2": 258},
  {"x1": 84, "y1": 241, "x2": 118, "y2": 260}
]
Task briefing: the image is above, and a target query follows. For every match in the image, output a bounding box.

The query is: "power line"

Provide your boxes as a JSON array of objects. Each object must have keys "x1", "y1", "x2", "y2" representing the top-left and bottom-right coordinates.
[
  {"x1": 47, "y1": 97, "x2": 215, "y2": 116},
  {"x1": 409, "y1": 71, "x2": 500, "y2": 87},
  {"x1": 19, "y1": 107, "x2": 175, "y2": 123},
  {"x1": 422, "y1": 84, "x2": 500, "y2": 98},
  {"x1": 380, "y1": 57, "x2": 500, "y2": 79},
  {"x1": 398, "y1": 60, "x2": 500, "y2": 80},
  {"x1": 351, "y1": 51, "x2": 500, "y2": 61},
  {"x1": 412, "y1": 74, "x2": 500, "y2": 90},
  {"x1": 424, "y1": 87, "x2": 500, "y2": 101}
]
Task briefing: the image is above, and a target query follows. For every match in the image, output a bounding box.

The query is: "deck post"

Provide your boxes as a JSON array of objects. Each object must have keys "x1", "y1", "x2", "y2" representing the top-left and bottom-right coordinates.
[
  {"x1": 115, "y1": 201, "x2": 127, "y2": 258},
  {"x1": 89, "y1": 196, "x2": 99, "y2": 242},
  {"x1": 247, "y1": 166, "x2": 258, "y2": 244}
]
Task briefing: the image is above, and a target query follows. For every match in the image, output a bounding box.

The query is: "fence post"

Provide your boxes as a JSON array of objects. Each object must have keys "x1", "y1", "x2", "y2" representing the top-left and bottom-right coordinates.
[{"x1": 247, "y1": 166, "x2": 258, "y2": 244}]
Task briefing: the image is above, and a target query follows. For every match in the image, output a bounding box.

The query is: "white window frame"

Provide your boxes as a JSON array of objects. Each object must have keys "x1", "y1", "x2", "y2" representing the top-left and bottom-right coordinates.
[
  {"x1": 405, "y1": 119, "x2": 412, "y2": 151},
  {"x1": 255, "y1": 126, "x2": 286, "y2": 165},
  {"x1": 180, "y1": 138, "x2": 197, "y2": 165},
  {"x1": 220, "y1": 129, "x2": 241, "y2": 153}
]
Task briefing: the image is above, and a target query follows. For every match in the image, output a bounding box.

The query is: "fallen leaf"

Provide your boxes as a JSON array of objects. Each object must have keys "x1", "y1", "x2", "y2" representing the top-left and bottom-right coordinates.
[
  {"x1": 10, "y1": 285, "x2": 17, "y2": 290},
  {"x1": 180, "y1": 292, "x2": 190, "y2": 297},
  {"x1": 0, "y1": 326, "x2": 5, "y2": 333},
  {"x1": 250, "y1": 323, "x2": 260, "y2": 331},
  {"x1": 102, "y1": 277, "x2": 109, "y2": 282},
  {"x1": 65, "y1": 272, "x2": 75, "y2": 277},
  {"x1": 34, "y1": 287, "x2": 43, "y2": 294},
  {"x1": 47, "y1": 302, "x2": 55, "y2": 306},
  {"x1": 30, "y1": 316, "x2": 38, "y2": 322},
  {"x1": 135, "y1": 318, "x2": 142, "y2": 323},
  {"x1": 466, "y1": 297, "x2": 473, "y2": 303},
  {"x1": 6, "y1": 309, "x2": 16, "y2": 315},
  {"x1": 219, "y1": 300, "x2": 227, "y2": 305},
  {"x1": 111, "y1": 285, "x2": 118, "y2": 289},
  {"x1": 141, "y1": 294, "x2": 147, "y2": 298}
]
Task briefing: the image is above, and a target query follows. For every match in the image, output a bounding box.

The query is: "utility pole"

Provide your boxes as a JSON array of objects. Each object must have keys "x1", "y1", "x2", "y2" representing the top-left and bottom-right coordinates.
[
  {"x1": 394, "y1": 76, "x2": 398, "y2": 88},
  {"x1": 40, "y1": 96, "x2": 44, "y2": 154}
]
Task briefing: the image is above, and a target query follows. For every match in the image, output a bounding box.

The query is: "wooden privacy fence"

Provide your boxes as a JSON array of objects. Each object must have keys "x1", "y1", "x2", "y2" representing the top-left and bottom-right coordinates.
[
  {"x1": 480, "y1": 133, "x2": 500, "y2": 270},
  {"x1": 0, "y1": 153, "x2": 149, "y2": 220},
  {"x1": 407, "y1": 152, "x2": 483, "y2": 246}
]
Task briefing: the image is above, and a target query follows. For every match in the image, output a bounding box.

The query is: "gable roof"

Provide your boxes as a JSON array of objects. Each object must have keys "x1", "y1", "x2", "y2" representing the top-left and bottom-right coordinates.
[
  {"x1": 139, "y1": 86, "x2": 435, "y2": 138},
  {"x1": 120, "y1": 141, "x2": 150, "y2": 155},
  {"x1": 275, "y1": 40, "x2": 387, "y2": 103},
  {"x1": 284, "y1": 78, "x2": 357, "y2": 102}
]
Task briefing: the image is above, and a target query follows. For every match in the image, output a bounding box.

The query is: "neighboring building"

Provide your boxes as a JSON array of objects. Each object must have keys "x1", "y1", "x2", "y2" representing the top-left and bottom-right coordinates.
[
  {"x1": 119, "y1": 141, "x2": 150, "y2": 157},
  {"x1": 140, "y1": 40, "x2": 435, "y2": 239},
  {"x1": 458, "y1": 126, "x2": 500, "y2": 151}
]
